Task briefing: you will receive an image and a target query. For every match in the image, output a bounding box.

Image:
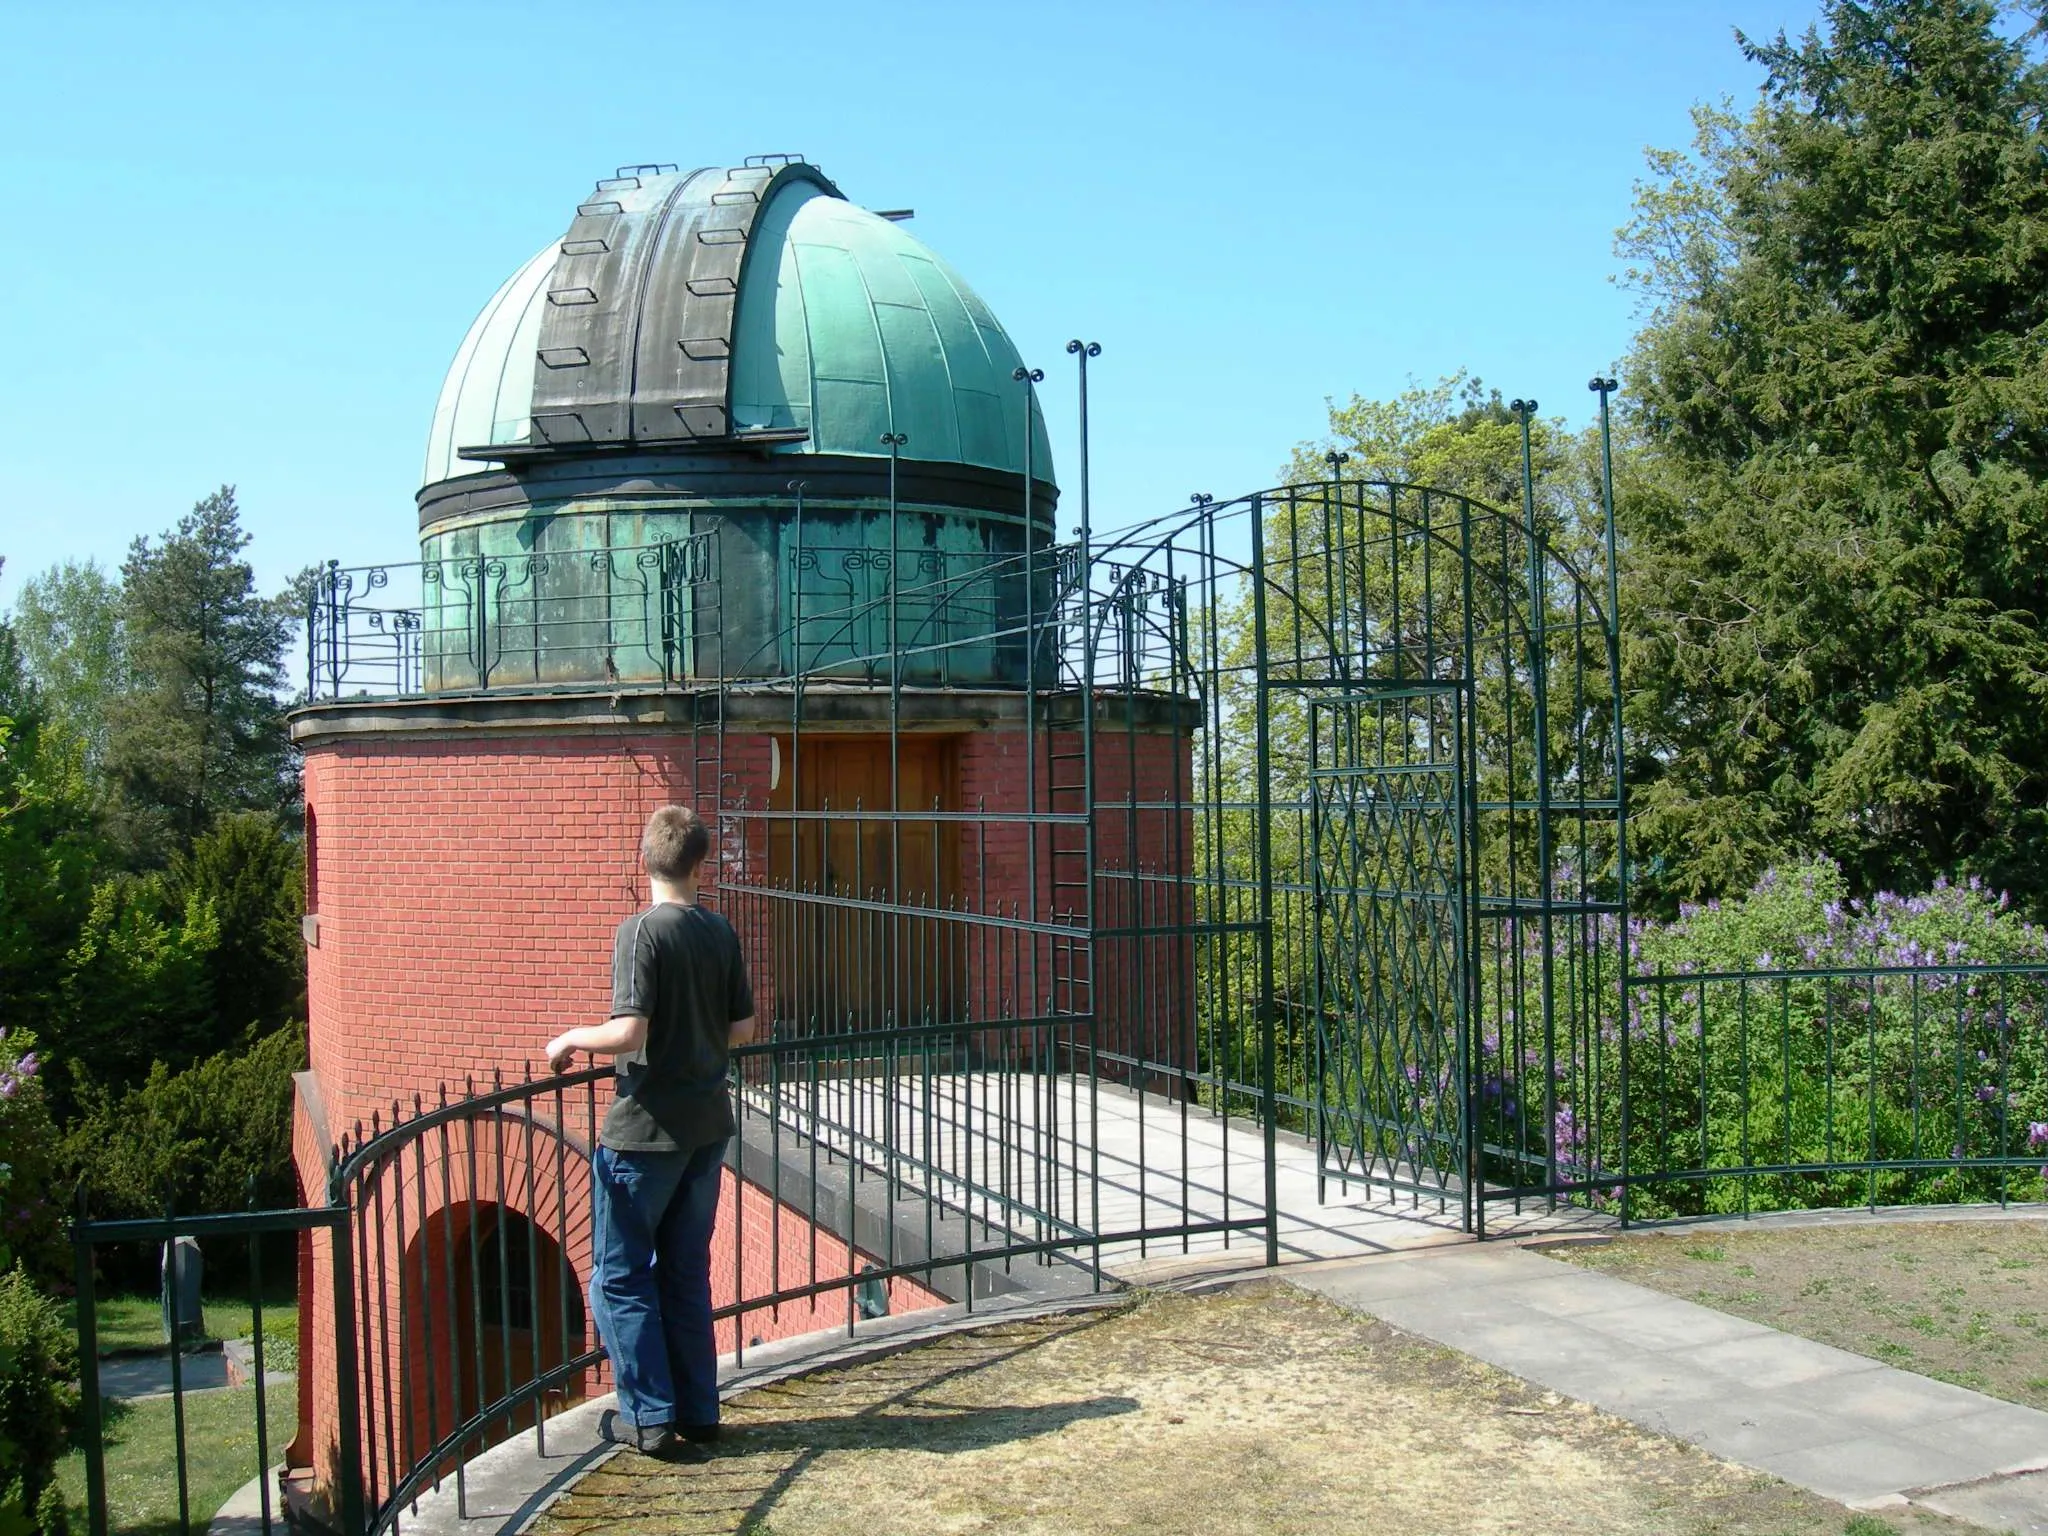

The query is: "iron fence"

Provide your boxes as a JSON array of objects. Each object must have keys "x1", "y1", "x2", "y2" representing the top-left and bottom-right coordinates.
[
  {"x1": 314, "y1": 1003, "x2": 1174, "y2": 1536},
  {"x1": 305, "y1": 533, "x2": 718, "y2": 700},
  {"x1": 69, "y1": 1198, "x2": 360, "y2": 1536},
  {"x1": 1607, "y1": 963, "x2": 2048, "y2": 1219}
]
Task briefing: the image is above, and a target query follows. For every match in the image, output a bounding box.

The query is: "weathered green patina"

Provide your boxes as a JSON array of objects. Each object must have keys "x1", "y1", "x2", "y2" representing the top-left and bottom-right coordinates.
[{"x1": 412, "y1": 157, "x2": 1056, "y2": 691}]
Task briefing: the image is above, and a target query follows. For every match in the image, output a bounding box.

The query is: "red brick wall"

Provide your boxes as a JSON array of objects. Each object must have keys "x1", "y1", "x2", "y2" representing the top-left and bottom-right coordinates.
[
  {"x1": 294, "y1": 719, "x2": 1191, "y2": 1511},
  {"x1": 954, "y1": 726, "x2": 1197, "y2": 1075},
  {"x1": 294, "y1": 729, "x2": 944, "y2": 1507},
  {"x1": 304, "y1": 734, "x2": 694, "y2": 1137}
]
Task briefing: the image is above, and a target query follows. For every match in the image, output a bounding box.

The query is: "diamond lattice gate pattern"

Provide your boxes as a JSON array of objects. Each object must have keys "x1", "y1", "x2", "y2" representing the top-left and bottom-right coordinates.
[{"x1": 1309, "y1": 686, "x2": 1471, "y2": 1222}]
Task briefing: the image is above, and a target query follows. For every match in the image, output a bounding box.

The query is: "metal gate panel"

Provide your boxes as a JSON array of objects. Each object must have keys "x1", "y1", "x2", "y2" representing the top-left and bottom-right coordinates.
[{"x1": 1309, "y1": 685, "x2": 1471, "y2": 1219}]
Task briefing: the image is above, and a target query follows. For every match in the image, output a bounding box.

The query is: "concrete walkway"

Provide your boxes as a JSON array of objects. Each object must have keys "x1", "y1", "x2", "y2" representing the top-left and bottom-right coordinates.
[
  {"x1": 1291, "y1": 1242, "x2": 2048, "y2": 1532},
  {"x1": 744, "y1": 1074, "x2": 1592, "y2": 1275}
]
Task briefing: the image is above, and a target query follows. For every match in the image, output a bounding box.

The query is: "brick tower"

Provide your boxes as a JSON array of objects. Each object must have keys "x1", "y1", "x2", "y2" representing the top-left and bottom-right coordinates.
[{"x1": 284, "y1": 156, "x2": 1195, "y2": 1516}]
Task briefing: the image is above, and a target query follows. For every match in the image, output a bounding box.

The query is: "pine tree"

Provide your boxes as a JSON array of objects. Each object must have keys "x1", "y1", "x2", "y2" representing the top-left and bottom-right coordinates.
[{"x1": 106, "y1": 488, "x2": 296, "y2": 862}]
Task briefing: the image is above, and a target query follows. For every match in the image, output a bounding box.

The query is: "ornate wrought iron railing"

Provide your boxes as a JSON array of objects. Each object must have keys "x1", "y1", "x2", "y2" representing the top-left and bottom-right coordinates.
[
  {"x1": 304, "y1": 533, "x2": 718, "y2": 700},
  {"x1": 311, "y1": 997, "x2": 1204, "y2": 1536}
]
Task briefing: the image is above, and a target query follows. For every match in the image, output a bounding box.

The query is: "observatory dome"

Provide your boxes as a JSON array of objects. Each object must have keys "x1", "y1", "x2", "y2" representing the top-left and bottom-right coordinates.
[
  {"x1": 421, "y1": 160, "x2": 1053, "y2": 496},
  {"x1": 404, "y1": 158, "x2": 1057, "y2": 693}
]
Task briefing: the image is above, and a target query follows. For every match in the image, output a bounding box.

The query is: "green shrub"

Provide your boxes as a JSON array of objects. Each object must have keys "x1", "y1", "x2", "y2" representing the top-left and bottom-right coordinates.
[
  {"x1": 68, "y1": 1024, "x2": 303, "y2": 1221},
  {"x1": 0, "y1": 1264, "x2": 80, "y2": 1536}
]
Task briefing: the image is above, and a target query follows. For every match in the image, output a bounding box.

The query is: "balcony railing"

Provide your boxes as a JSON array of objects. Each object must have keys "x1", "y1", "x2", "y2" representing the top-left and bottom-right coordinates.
[{"x1": 304, "y1": 534, "x2": 717, "y2": 701}]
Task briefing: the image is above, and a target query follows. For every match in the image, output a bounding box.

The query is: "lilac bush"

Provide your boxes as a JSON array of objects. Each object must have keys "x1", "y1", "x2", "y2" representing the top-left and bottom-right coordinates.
[
  {"x1": 1474, "y1": 860, "x2": 2048, "y2": 1216},
  {"x1": 0, "y1": 1029, "x2": 63, "y2": 1281}
]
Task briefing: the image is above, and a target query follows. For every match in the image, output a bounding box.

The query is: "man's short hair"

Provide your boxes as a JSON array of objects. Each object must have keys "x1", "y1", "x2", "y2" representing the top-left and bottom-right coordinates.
[{"x1": 641, "y1": 805, "x2": 710, "y2": 883}]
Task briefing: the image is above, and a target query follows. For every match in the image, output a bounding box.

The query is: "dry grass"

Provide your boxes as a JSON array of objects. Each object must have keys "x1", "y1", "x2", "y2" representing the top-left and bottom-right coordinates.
[
  {"x1": 533, "y1": 1283, "x2": 1983, "y2": 1536},
  {"x1": 1561, "y1": 1217, "x2": 2048, "y2": 1410}
]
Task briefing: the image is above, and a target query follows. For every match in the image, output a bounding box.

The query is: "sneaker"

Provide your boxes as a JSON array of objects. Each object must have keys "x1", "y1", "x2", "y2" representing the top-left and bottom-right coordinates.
[
  {"x1": 599, "y1": 1409, "x2": 677, "y2": 1458},
  {"x1": 677, "y1": 1422, "x2": 721, "y2": 1445}
]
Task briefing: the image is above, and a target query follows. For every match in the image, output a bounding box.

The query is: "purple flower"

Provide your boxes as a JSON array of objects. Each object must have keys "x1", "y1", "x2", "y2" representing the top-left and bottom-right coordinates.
[{"x1": 2027, "y1": 1122, "x2": 2048, "y2": 1151}]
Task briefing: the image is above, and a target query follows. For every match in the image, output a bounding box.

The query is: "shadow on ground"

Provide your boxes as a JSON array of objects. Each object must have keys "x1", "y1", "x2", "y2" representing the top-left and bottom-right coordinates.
[
  {"x1": 534, "y1": 1286, "x2": 1987, "y2": 1536},
  {"x1": 557, "y1": 1312, "x2": 1135, "y2": 1534}
]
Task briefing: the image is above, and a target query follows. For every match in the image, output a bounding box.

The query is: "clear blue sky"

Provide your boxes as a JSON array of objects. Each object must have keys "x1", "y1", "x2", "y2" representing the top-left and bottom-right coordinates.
[{"x1": 0, "y1": 0, "x2": 1821, "y2": 613}]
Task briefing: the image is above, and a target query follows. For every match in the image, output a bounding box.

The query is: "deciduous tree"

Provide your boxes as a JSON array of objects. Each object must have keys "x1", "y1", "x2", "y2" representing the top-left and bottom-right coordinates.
[{"x1": 10, "y1": 558, "x2": 124, "y2": 774}]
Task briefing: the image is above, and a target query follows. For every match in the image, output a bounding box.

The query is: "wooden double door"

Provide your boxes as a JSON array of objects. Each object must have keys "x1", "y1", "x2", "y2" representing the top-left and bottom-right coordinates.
[{"x1": 766, "y1": 735, "x2": 961, "y2": 1030}]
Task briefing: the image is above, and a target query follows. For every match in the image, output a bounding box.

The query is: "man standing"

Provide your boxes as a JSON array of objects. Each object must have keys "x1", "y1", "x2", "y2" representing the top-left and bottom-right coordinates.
[{"x1": 546, "y1": 805, "x2": 757, "y2": 1459}]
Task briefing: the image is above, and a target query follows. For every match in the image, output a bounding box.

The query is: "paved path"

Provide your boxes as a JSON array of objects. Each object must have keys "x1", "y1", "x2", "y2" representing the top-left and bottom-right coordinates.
[
  {"x1": 1290, "y1": 1241, "x2": 2048, "y2": 1531},
  {"x1": 95, "y1": 1344, "x2": 292, "y2": 1401},
  {"x1": 743, "y1": 1074, "x2": 1589, "y2": 1278}
]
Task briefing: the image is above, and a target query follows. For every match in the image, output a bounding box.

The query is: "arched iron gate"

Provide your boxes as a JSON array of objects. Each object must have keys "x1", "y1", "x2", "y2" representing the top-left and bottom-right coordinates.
[{"x1": 1091, "y1": 441, "x2": 1627, "y2": 1235}]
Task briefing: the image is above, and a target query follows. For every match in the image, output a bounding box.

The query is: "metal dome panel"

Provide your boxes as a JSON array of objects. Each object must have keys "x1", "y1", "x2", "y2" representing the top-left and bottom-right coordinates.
[
  {"x1": 421, "y1": 244, "x2": 553, "y2": 486},
  {"x1": 421, "y1": 157, "x2": 1052, "y2": 492},
  {"x1": 731, "y1": 193, "x2": 1051, "y2": 477}
]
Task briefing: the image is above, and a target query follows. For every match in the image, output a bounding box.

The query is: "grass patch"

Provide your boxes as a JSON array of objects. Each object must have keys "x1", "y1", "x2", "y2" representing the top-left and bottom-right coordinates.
[
  {"x1": 77, "y1": 1292, "x2": 297, "y2": 1359},
  {"x1": 55, "y1": 1383, "x2": 296, "y2": 1536},
  {"x1": 532, "y1": 1284, "x2": 1982, "y2": 1536},
  {"x1": 1563, "y1": 1218, "x2": 2048, "y2": 1411}
]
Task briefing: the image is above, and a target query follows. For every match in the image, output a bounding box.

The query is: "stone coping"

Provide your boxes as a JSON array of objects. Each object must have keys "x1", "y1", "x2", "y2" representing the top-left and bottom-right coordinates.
[{"x1": 290, "y1": 685, "x2": 1198, "y2": 747}]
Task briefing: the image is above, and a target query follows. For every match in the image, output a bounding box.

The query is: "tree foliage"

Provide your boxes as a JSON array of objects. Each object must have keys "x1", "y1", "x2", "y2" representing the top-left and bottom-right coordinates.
[
  {"x1": 166, "y1": 811, "x2": 306, "y2": 1041},
  {"x1": 1620, "y1": 0, "x2": 2048, "y2": 911},
  {"x1": 10, "y1": 559, "x2": 124, "y2": 775},
  {"x1": 53, "y1": 873, "x2": 220, "y2": 1103},
  {"x1": 108, "y1": 486, "x2": 297, "y2": 863},
  {"x1": 1, "y1": 490, "x2": 307, "y2": 1227},
  {"x1": 67, "y1": 1024, "x2": 303, "y2": 1221},
  {"x1": 0, "y1": 601, "x2": 102, "y2": 1069}
]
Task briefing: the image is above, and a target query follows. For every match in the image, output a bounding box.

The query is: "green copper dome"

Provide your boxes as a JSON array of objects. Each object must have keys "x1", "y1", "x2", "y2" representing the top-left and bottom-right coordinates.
[
  {"x1": 421, "y1": 246, "x2": 555, "y2": 485},
  {"x1": 422, "y1": 162, "x2": 1053, "y2": 493}
]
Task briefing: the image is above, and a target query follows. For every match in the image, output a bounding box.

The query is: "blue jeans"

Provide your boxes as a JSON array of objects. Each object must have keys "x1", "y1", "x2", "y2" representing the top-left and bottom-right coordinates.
[{"x1": 588, "y1": 1138, "x2": 727, "y2": 1430}]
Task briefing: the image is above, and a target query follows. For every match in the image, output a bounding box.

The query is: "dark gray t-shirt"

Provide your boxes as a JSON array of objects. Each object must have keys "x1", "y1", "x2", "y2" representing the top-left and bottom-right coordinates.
[{"x1": 601, "y1": 901, "x2": 755, "y2": 1154}]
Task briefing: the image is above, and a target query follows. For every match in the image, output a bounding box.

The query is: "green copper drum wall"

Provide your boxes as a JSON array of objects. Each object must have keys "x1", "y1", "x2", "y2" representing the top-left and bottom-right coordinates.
[{"x1": 417, "y1": 504, "x2": 1045, "y2": 690}]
